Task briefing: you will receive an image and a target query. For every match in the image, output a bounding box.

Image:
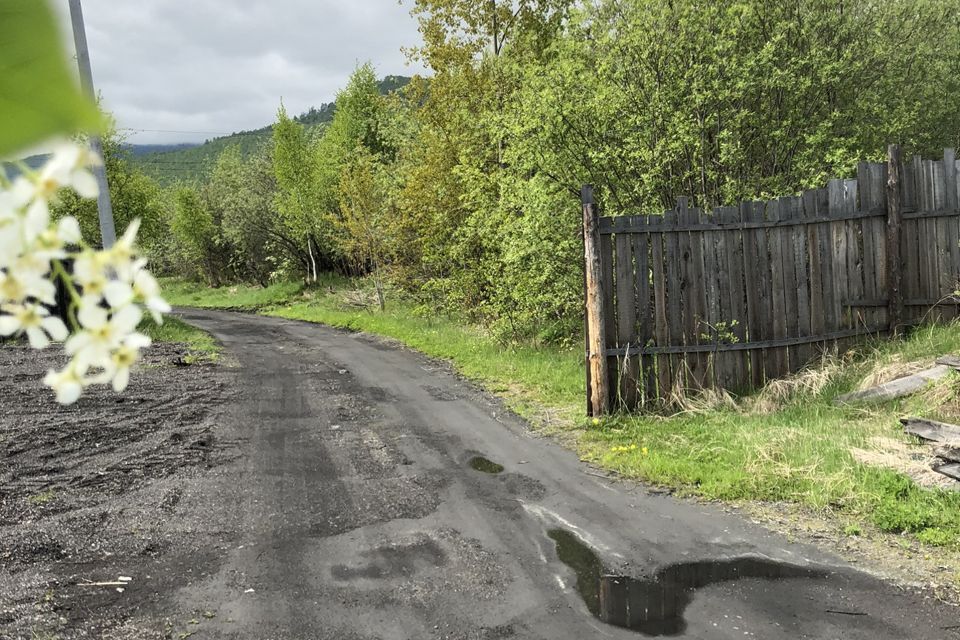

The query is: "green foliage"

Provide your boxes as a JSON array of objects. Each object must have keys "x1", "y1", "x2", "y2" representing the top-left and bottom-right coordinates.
[
  {"x1": 170, "y1": 186, "x2": 227, "y2": 286},
  {"x1": 131, "y1": 77, "x2": 410, "y2": 186},
  {"x1": 511, "y1": 0, "x2": 960, "y2": 212},
  {"x1": 337, "y1": 147, "x2": 392, "y2": 309},
  {"x1": 0, "y1": 0, "x2": 101, "y2": 157}
]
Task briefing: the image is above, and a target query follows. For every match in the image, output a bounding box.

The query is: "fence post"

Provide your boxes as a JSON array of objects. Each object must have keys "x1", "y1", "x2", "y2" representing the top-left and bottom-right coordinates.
[
  {"x1": 582, "y1": 185, "x2": 610, "y2": 416},
  {"x1": 886, "y1": 144, "x2": 904, "y2": 334}
]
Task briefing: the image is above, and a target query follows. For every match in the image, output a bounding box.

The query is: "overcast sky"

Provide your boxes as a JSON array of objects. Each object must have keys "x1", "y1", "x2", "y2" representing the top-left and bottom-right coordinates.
[{"x1": 55, "y1": 1, "x2": 426, "y2": 145}]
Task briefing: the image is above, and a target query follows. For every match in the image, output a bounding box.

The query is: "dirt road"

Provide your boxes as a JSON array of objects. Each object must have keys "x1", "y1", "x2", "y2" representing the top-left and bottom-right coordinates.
[{"x1": 5, "y1": 308, "x2": 960, "y2": 638}]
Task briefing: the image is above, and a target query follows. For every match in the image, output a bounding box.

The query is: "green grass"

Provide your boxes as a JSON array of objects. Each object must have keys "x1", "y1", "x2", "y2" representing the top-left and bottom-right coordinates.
[
  {"x1": 28, "y1": 489, "x2": 56, "y2": 506},
  {"x1": 161, "y1": 276, "x2": 960, "y2": 546},
  {"x1": 140, "y1": 316, "x2": 220, "y2": 362},
  {"x1": 160, "y1": 277, "x2": 306, "y2": 311}
]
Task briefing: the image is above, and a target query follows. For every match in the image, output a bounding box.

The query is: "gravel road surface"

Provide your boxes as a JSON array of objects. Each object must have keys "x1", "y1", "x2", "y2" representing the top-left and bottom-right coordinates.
[{"x1": 4, "y1": 308, "x2": 959, "y2": 639}]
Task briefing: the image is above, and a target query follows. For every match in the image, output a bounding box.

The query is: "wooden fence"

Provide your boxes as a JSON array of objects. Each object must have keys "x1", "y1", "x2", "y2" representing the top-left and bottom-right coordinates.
[{"x1": 582, "y1": 146, "x2": 960, "y2": 414}]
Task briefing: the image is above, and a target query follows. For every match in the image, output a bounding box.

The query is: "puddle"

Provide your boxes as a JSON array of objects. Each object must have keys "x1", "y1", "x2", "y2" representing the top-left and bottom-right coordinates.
[
  {"x1": 469, "y1": 456, "x2": 504, "y2": 474},
  {"x1": 548, "y1": 528, "x2": 829, "y2": 636}
]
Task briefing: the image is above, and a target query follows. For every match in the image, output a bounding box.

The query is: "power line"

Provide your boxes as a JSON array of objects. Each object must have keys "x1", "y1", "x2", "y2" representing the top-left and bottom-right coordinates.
[{"x1": 120, "y1": 127, "x2": 272, "y2": 136}]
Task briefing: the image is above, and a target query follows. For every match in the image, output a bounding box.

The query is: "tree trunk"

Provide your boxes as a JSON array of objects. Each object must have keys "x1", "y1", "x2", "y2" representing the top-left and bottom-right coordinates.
[
  {"x1": 373, "y1": 260, "x2": 386, "y2": 312},
  {"x1": 307, "y1": 236, "x2": 318, "y2": 283}
]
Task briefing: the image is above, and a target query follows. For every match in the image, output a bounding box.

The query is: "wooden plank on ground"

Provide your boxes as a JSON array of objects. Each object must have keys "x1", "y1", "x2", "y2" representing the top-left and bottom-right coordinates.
[
  {"x1": 933, "y1": 445, "x2": 960, "y2": 464},
  {"x1": 932, "y1": 462, "x2": 960, "y2": 482},
  {"x1": 900, "y1": 416, "x2": 960, "y2": 445},
  {"x1": 835, "y1": 365, "x2": 953, "y2": 405}
]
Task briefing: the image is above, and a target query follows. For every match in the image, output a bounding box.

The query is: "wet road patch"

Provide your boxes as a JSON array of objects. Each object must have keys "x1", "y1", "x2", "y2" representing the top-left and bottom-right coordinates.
[
  {"x1": 548, "y1": 528, "x2": 829, "y2": 636},
  {"x1": 469, "y1": 456, "x2": 504, "y2": 474},
  {"x1": 332, "y1": 537, "x2": 447, "y2": 581}
]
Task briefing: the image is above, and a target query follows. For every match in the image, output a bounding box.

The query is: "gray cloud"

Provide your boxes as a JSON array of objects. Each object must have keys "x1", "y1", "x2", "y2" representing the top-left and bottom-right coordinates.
[{"x1": 57, "y1": 0, "x2": 426, "y2": 144}]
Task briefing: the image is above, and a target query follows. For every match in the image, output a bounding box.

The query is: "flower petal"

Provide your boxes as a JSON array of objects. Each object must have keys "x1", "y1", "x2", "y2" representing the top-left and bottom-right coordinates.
[
  {"x1": 71, "y1": 170, "x2": 99, "y2": 199},
  {"x1": 112, "y1": 367, "x2": 130, "y2": 392},
  {"x1": 42, "y1": 316, "x2": 68, "y2": 342},
  {"x1": 26, "y1": 326, "x2": 50, "y2": 349},
  {"x1": 104, "y1": 281, "x2": 134, "y2": 309},
  {"x1": 0, "y1": 314, "x2": 20, "y2": 336},
  {"x1": 111, "y1": 304, "x2": 142, "y2": 334},
  {"x1": 57, "y1": 216, "x2": 82, "y2": 244}
]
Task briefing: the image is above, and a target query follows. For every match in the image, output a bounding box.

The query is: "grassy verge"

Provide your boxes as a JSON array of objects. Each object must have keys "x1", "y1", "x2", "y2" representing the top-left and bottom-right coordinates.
[
  {"x1": 159, "y1": 277, "x2": 305, "y2": 310},
  {"x1": 163, "y1": 277, "x2": 960, "y2": 548},
  {"x1": 140, "y1": 316, "x2": 220, "y2": 363}
]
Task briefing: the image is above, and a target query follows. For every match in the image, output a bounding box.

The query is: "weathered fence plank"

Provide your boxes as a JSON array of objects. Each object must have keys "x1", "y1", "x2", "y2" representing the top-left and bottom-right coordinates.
[
  {"x1": 632, "y1": 220, "x2": 655, "y2": 406},
  {"x1": 766, "y1": 200, "x2": 789, "y2": 378},
  {"x1": 651, "y1": 219, "x2": 671, "y2": 397},
  {"x1": 887, "y1": 145, "x2": 904, "y2": 332},
  {"x1": 741, "y1": 201, "x2": 764, "y2": 386},
  {"x1": 664, "y1": 209, "x2": 684, "y2": 396},
  {"x1": 615, "y1": 230, "x2": 637, "y2": 409}
]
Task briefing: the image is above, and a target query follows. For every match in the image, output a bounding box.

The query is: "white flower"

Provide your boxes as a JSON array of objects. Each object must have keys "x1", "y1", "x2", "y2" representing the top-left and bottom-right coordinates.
[
  {"x1": 108, "y1": 219, "x2": 141, "y2": 281},
  {"x1": 30, "y1": 216, "x2": 82, "y2": 261},
  {"x1": 105, "y1": 332, "x2": 151, "y2": 392},
  {"x1": 132, "y1": 269, "x2": 170, "y2": 322},
  {"x1": 0, "y1": 144, "x2": 162, "y2": 405},
  {"x1": 43, "y1": 365, "x2": 86, "y2": 405},
  {"x1": 102, "y1": 267, "x2": 169, "y2": 323},
  {"x1": 66, "y1": 301, "x2": 143, "y2": 372},
  {"x1": 0, "y1": 209, "x2": 25, "y2": 268},
  {"x1": 0, "y1": 303, "x2": 68, "y2": 348},
  {"x1": 9, "y1": 146, "x2": 98, "y2": 247},
  {"x1": 39, "y1": 144, "x2": 100, "y2": 200},
  {"x1": 73, "y1": 251, "x2": 110, "y2": 301},
  {"x1": 0, "y1": 267, "x2": 56, "y2": 305}
]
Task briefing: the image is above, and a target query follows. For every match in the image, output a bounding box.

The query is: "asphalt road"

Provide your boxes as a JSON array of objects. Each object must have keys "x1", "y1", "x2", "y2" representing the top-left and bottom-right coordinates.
[{"x1": 165, "y1": 308, "x2": 959, "y2": 639}]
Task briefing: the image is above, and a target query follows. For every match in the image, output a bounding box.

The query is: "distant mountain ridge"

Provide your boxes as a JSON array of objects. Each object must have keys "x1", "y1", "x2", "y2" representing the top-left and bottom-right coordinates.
[{"x1": 132, "y1": 75, "x2": 411, "y2": 185}]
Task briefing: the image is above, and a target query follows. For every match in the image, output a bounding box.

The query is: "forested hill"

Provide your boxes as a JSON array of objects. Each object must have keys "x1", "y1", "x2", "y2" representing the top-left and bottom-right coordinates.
[{"x1": 133, "y1": 75, "x2": 410, "y2": 185}]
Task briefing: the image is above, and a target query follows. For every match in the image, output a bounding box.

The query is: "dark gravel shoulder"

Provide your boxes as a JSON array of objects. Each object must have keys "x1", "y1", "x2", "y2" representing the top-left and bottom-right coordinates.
[{"x1": 0, "y1": 342, "x2": 238, "y2": 637}]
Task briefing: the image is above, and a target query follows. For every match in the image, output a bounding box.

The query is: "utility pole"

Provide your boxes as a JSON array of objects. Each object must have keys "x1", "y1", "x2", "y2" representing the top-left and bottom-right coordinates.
[{"x1": 67, "y1": 0, "x2": 116, "y2": 248}]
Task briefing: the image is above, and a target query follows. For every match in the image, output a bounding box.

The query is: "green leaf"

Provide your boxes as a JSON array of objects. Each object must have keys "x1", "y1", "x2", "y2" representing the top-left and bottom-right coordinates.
[{"x1": 0, "y1": 0, "x2": 102, "y2": 158}]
